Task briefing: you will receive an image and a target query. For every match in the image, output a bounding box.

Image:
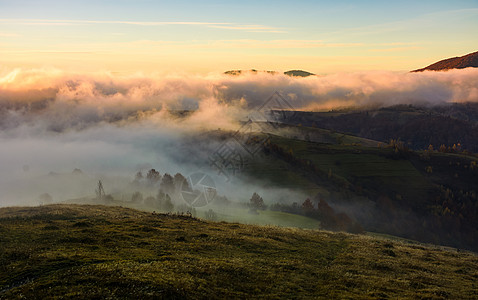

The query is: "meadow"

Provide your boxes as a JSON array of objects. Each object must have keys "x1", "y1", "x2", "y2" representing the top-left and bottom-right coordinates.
[{"x1": 1, "y1": 204, "x2": 477, "y2": 299}]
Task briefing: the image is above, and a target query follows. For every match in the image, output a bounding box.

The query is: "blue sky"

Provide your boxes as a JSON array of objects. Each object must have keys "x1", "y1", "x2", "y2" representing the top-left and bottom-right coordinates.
[{"x1": 1, "y1": 0, "x2": 477, "y2": 73}]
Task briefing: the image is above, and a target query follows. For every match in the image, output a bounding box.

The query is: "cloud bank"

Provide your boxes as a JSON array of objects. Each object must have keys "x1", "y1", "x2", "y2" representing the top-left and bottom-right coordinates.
[
  {"x1": 1, "y1": 67, "x2": 477, "y2": 206},
  {"x1": 1, "y1": 67, "x2": 477, "y2": 133}
]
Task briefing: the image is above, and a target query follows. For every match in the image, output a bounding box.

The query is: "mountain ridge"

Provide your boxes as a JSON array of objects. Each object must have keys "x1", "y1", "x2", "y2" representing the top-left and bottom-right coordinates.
[
  {"x1": 412, "y1": 50, "x2": 478, "y2": 72},
  {"x1": 224, "y1": 69, "x2": 315, "y2": 77}
]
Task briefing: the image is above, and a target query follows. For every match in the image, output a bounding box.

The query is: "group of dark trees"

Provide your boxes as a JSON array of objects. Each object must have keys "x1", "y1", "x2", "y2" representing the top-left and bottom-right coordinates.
[
  {"x1": 134, "y1": 169, "x2": 187, "y2": 192},
  {"x1": 131, "y1": 169, "x2": 190, "y2": 213},
  {"x1": 249, "y1": 191, "x2": 363, "y2": 234},
  {"x1": 270, "y1": 197, "x2": 363, "y2": 234},
  {"x1": 406, "y1": 185, "x2": 478, "y2": 250},
  {"x1": 131, "y1": 169, "x2": 230, "y2": 215}
]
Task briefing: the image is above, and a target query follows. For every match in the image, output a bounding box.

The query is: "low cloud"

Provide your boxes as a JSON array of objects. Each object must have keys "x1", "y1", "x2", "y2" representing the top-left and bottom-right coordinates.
[
  {"x1": 1, "y1": 67, "x2": 477, "y2": 206},
  {"x1": 2, "y1": 67, "x2": 477, "y2": 133}
]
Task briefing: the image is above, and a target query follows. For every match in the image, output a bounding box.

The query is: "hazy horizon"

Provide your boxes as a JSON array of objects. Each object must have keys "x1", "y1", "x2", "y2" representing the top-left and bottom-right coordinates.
[{"x1": 1, "y1": 0, "x2": 477, "y2": 74}]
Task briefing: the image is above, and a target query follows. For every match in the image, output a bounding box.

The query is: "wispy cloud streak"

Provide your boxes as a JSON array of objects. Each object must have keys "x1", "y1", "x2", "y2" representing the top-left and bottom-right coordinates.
[{"x1": 0, "y1": 19, "x2": 284, "y2": 33}]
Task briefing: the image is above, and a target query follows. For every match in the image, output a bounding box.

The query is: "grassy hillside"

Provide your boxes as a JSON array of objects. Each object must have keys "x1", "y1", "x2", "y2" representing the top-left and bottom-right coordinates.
[
  {"x1": 279, "y1": 104, "x2": 478, "y2": 152},
  {"x1": 240, "y1": 131, "x2": 478, "y2": 251},
  {"x1": 1, "y1": 204, "x2": 477, "y2": 299},
  {"x1": 262, "y1": 134, "x2": 435, "y2": 202},
  {"x1": 63, "y1": 196, "x2": 322, "y2": 230},
  {"x1": 200, "y1": 207, "x2": 321, "y2": 229}
]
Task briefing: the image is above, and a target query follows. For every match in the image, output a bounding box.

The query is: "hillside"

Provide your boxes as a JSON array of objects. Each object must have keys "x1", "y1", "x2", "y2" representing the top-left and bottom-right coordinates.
[
  {"x1": 412, "y1": 50, "x2": 478, "y2": 72},
  {"x1": 278, "y1": 104, "x2": 478, "y2": 152},
  {"x1": 1, "y1": 204, "x2": 477, "y2": 299},
  {"x1": 180, "y1": 122, "x2": 478, "y2": 251},
  {"x1": 234, "y1": 127, "x2": 478, "y2": 252}
]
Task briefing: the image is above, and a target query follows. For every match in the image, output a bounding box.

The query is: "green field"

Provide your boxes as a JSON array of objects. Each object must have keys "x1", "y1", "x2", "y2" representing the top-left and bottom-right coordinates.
[
  {"x1": 64, "y1": 197, "x2": 322, "y2": 230},
  {"x1": 197, "y1": 207, "x2": 321, "y2": 229},
  {"x1": 1, "y1": 204, "x2": 477, "y2": 299}
]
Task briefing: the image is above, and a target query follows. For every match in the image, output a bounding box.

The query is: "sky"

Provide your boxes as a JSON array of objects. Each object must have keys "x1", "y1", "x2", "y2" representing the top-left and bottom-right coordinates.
[{"x1": 0, "y1": 0, "x2": 477, "y2": 74}]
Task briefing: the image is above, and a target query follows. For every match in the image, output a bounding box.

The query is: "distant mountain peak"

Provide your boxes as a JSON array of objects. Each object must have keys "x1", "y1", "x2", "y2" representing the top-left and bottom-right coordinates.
[
  {"x1": 224, "y1": 69, "x2": 277, "y2": 76},
  {"x1": 223, "y1": 69, "x2": 315, "y2": 77},
  {"x1": 412, "y1": 50, "x2": 478, "y2": 72},
  {"x1": 284, "y1": 70, "x2": 315, "y2": 77}
]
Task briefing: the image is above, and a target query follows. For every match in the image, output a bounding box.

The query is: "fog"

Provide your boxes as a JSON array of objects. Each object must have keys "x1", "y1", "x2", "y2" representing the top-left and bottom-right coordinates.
[{"x1": 1, "y1": 67, "x2": 478, "y2": 208}]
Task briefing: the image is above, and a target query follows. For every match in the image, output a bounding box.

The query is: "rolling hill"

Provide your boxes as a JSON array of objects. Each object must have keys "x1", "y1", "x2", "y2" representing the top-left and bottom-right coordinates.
[
  {"x1": 175, "y1": 120, "x2": 478, "y2": 251},
  {"x1": 229, "y1": 123, "x2": 478, "y2": 252},
  {"x1": 278, "y1": 103, "x2": 478, "y2": 152},
  {"x1": 1, "y1": 204, "x2": 477, "y2": 299}
]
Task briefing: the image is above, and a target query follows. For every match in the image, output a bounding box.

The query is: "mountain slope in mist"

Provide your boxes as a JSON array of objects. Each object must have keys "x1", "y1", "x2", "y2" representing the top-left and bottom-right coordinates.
[
  {"x1": 1, "y1": 204, "x2": 477, "y2": 299},
  {"x1": 412, "y1": 50, "x2": 478, "y2": 72},
  {"x1": 280, "y1": 103, "x2": 478, "y2": 152},
  {"x1": 239, "y1": 127, "x2": 478, "y2": 252}
]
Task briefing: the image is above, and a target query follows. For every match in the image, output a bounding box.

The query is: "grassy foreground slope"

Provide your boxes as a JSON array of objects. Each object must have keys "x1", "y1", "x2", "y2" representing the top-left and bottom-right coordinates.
[{"x1": 1, "y1": 204, "x2": 477, "y2": 299}]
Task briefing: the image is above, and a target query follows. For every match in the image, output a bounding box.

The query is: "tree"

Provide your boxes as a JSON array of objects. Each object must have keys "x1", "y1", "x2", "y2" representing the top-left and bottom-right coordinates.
[
  {"x1": 161, "y1": 194, "x2": 174, "y2": 212},
  {"x1": 173, "y1": 173, "x2": 187, "y2": 188},
  {"x1": 157, "y1": 189, "x2": 166, "y2": 202},
  {"x1": 131, "y1": 191, "x2": 143, "y2": 203},
  {"x1": 160, "y1": 173, "x2": 175, "y2": 195},
  {"x1": 290, "y1": 202, "x2": 300, "y2": 214},
  {"x1": 302, "y1": 198, "x2": 316, "y2": 218},
  {"x1": 133, "y1": 171, "x2": 143, "y2": 184},
  {"x1": 157, "y1": 190, "x2": 174, "y2": 212},
  {"x1": 96, "y1": 180, "x2": 105, "y2": 202},
  {"x1": 146, "y1": 169, "x2": 161, "y2": 186},
  {"x1": 302, "y1": 198, "x2": 315, "y2": 211},
  {"x1": 317, "y1": 198, "x2": 337, "y2": 230},
  {"x1": 250, "y1": 192, "x2": 266, "y2": 210},
  {"x1": 205, "y1": 209, "x2": 217, "y2": 221}
]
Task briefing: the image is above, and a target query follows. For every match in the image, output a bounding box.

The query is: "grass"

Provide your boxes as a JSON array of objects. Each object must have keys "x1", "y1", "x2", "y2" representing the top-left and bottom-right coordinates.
[
  {"x1": 248, "y1": 134, "x2": 446, "y2": 203},
  {"x1": 197, "y1": 207, "x2": 321, "y2": 229},
  {"x1": 245, "y1": 148, "x2": 322, "y2": 194},
  {"x1": 240, "y1": 130, "x2": 440, "y2": 202},
  {"x1": 1, "y1": 204, "x2": 477, "y2": 299},
  {"x1": 66, "y1": 197, "x2": 323, "y2": 230}
]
